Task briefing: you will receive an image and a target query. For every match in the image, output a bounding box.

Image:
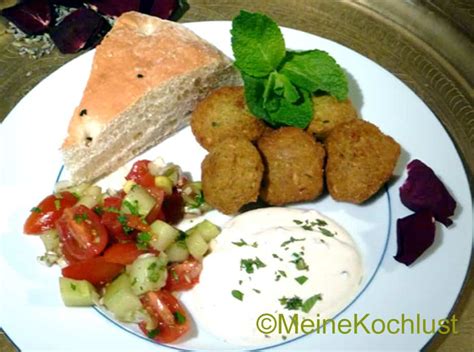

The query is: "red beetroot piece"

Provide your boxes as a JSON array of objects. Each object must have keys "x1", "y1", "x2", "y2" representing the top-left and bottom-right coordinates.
[
  {"x1": 394, "y1": 210, "x2": 436, "y2": 266},
  {"x1": 2, "y1": 0, "x2": 52, "y2": 35},
  {"x1": 399, "y1": 159, "x2": 456, "y2": 226}
]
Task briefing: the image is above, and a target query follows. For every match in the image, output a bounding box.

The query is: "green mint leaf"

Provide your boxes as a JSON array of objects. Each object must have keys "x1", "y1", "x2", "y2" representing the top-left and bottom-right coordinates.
[
  {"x1": 280, "y1": 50, "x2": 348, "y2": 100},
  {"x1": 231, "y1": 11, "x2": 286, "y2": 77},
  {"x1": 265, "y1": 87, "x2": 313, "y2": 128},
  {"x1": 302, "y1": 293, "x2": 322, "y2": 313},
  {"x1": 242, "y1": 73, "x2": 269, "y2": 120}
]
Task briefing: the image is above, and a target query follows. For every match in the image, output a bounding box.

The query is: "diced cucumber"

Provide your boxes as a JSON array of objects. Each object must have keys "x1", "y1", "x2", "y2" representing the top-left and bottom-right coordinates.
[
  {"x1": 185, "y1": 232, "x2": 208, "y2": 260},
  {"x1": 187, "y1": 220, "x2": 220, "y2": 242},
  {"x1": 40, "y1": 229, "x2": 59, "y2": 252},
  {"x1": 162, "y1": 164, "x2": 181, "y2": 185},
  {"x1": 59, "y1": 277, "x2": 98, "y2": 307},
  {"x1": 165, "y1": 241, "x2": 189, "y2": 262},
  {"x1": 77, "y1": 185, "x2": 103, "y2": 208},
  {"x1": 182, "y1": 182, "x2": 203, "y2": 208},
  {"x1": 59, "y1": 183, "x2": 90, "y2": 197},
  {"x1": 127, "y1": 253, "x2": 168, "y2": 295},
  {"x1": 123, "y1": 180, "x2": 136, "y2": 193},
  {"x1": 103, "y1": 273, "x2": 142, "y2": 322},
  {"x1": 121, "y1": 185, "x2": 156, "y2": 217},
  {"x1": 150, "y1": 220, "x2": 180, "y2": 251},
  {"x1": 154, "y1": 176, "x2": 173, "y2": 195}
]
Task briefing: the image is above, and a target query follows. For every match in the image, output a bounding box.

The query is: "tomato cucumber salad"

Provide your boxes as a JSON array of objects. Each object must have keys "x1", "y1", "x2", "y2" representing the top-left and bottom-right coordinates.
[{"x1": 23, "y1": 158, "x2": 219, "y2": 343}]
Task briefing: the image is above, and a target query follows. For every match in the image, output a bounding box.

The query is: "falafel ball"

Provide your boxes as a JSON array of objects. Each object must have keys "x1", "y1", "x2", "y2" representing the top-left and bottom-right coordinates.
[
  {"x1": 202, "y1": 137, "x2": 264, "y2": 214},
  {"x1": 191, "y1": 86, "x2": 267, "y2": 150},
  {"x1": 306, "y1": 95, "x2": 358, "y2": 140},
  {"x1": 325, "y1": 119, "x2": 400, "y2": 204},
  {"x1": 258, "y1": 127, "x2": 325, "y2": 205}
]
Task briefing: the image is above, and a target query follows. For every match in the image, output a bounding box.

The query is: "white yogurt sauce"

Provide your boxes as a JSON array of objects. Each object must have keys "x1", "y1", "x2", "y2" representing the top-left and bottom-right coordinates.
[{"x1": 189, "y1": 207, "x2": 363, "y2": 346}]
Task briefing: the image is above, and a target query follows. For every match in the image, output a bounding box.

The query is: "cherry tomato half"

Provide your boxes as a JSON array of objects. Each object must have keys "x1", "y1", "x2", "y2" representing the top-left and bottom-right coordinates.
[
  {"x1": 62, "y1": 257, "x2": 124, "y2": 286},
  {"x1": 140, "y1": 290, "x2": 190, "y2": 343},
  {"x1": 24, "y1": 192, "x2": 77, "y2": 234},
  {"x1": 126, "y1": 160, "x2": 155, "y2": 188},
  {"x1": 165, "y1": 259, "x2": 202, "y2": 292},
  {"x1": 103, "y1": 243, "x2": 146, "y2": 265},
  {"x1": 57, "y1": 205, "x2": 108, "y2": 262}
]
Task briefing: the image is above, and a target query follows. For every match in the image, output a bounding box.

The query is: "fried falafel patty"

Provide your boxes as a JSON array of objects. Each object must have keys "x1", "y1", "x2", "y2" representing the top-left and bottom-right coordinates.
[
  {"x1": 306, "y1": 95, "x2": 358, "y2": 140},
  {"x1": 325, "y1": 119, "x2": 400, "y2": 204},
  {"x1": 202, "y1": 137, "x2": 264, "y2": 214},
  {"x1": 258, "y1": 127, "x2": 325, "y2": 205},
  {"x1": 191, "y1": 86, "x2": 267, "y2": 150}
]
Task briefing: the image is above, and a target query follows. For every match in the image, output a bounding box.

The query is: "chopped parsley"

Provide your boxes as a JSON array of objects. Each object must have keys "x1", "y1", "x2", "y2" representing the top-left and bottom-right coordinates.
[
  {"x1": 79, "y1": 109, "x2": 87, "y2": 116},
  {"x1": 173, "y1": 311, "x2": 186, "y2": 324},
  {"x1": 302, "y1": 294, "x2": 322, "y2": 313},
  {"x1": 170, "y1": 269, "x2": 179, "y2": 281},
  {"x1": 103, "y1": 206, "x2": 120, "y2": 213},
  {"x1": 176, "y1": 230, "x2": 188, "y2": 242},
  {"x1": 253, "y1": 288, "x2": 261, "y2": 294},
  {"x1": 279, "y1": 294, "x2": 322, "y2": 313},
  {"x1": 54, "y1": 199, "x2": 61, "y2": 210},
  {"x1": 147, "y1": 328, "x2": 160, "y2": 339},
  {"x1": 232, "y1": 238, "x2": 258, "y2": 248},
  {"x1": 281, "y1": 236, "x2": 305, "y2": 247},
  {"x1": 123, "y1": 199, "x2": 140, "y2": 216},
  {"x1": 73, "y1": 213, "x2": 88, "y2": 224},
  {"x1": 290, "y1": 253, "x2": 309, "y2": 271},
  {"x1": 240, "y1": 257, "x2": 266, "y2": 274},
  {"x1": 137, "y1": 232, "x2": 152, "y2": 250},
  {"x1": 275, "y1": 270, "x2": 287, "y2": 281},
  {"x1": 30, "y1": 207, "x2": 41, "y2": 213},
  {"x1": 94, "y1": 206, "x2": 104, "y2": 216},
  {"x1": 117, "y1": 214, "x2": 133, "y2": 234},
  {"x1": 319, "y1": 227, "x2": 336, "y2": 237},
  {"x1": 189, "y1": 191, "x2": 206, "y2": 209},
  {"x1": 147, "y1": 262, "x2": 162, "y2": 282},
  {"x1": 279, "y1": 296, "x2": 303, "y2": 310},
  {"x1": 231, "y1": 289, "x2": 244, "y2": 301},
  {"x1": 294, "y1": 219, "x2": 329, "y2": 231},
  {"x1": 70, "y1": 283, "x2": 77, "y2": 291},
  {"x1": 295, "y1": 275, "x2": 308, "y2": 285},
  {"x1": 272, "y1": 253, "x2": 283, "y2": 261}
]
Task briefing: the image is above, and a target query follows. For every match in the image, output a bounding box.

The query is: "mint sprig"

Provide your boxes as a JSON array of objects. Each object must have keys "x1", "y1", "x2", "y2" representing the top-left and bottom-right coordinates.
[
  {"x1": 231, "y1": 11, "x2": 348, "y2": 128},
  {"x1": 231, "y1": 10, "x2": 286, "y2": 77}
]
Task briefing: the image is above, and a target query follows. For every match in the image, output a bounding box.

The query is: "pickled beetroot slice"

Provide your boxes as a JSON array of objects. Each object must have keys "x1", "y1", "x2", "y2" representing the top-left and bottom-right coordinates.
[
  {"x1": 2, "y1": 0, "x2": 52, "y2": 35},
  {"x1": 394, "y1": 210, "x2": 436, "y2": 266},
  {"x1": 87, "y1": 0, "x2": 141, "y2": 16},
  {"x1": 50, "y1": 8, "x2": 111, "y2": 53},
  {"x1": 149, "y1": 0, "x2": 177, "y2": 19},
  {"x1": 399, "y1": 159, "x2": 456, "y2": 226}
]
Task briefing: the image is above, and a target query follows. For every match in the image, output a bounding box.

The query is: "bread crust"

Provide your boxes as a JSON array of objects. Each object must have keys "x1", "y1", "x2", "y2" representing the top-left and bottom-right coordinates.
[{"x1": 63, "y1": 11, "x2": 230, "y2": 148}]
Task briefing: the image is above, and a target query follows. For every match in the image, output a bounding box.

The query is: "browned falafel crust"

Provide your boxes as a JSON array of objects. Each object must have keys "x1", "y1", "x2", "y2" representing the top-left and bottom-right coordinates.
[
  {"x1": 325, "y1": 119, "x2": 400, "y2": 204},
  {"x1": 202, "y1": 137, "x2": 264, "y2": 214},
  {"x1": 191, "y1": 86, "x2": 267, "y2": 150},
  {"x1": 258, "y1": 127, "x2": 325, "y2": 205},
  {"x1": 306, "y1": 95, "x2": 358, "y2": 140}
]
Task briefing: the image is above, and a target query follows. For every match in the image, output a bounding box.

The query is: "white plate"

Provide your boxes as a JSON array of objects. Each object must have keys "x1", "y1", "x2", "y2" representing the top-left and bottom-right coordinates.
[{"x1": 0, "y1": 21, "x2": 472, "y2": 351}]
